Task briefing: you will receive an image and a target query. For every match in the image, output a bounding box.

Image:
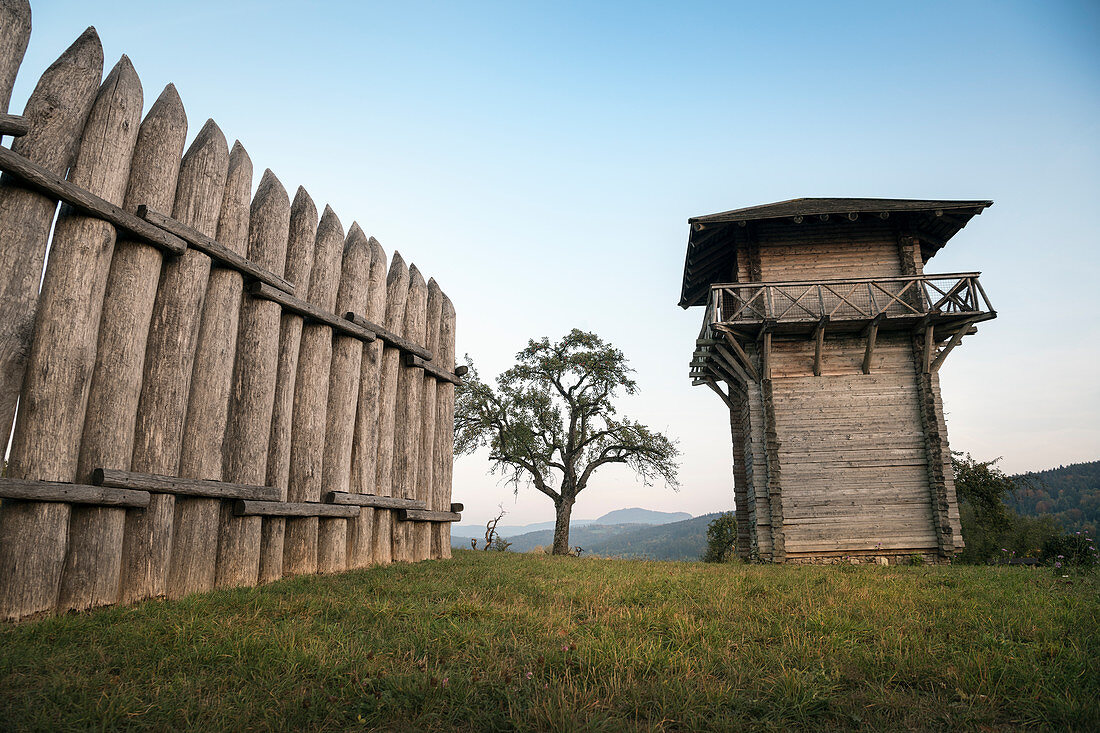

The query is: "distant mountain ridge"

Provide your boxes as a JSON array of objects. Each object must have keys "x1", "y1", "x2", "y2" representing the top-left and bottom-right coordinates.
[
  {"x1": 451, "y1": 507, "x2": 691, "y2": 539},
  {"x1": 454, "y1": 513, "x2": 722, "y2": 561}
]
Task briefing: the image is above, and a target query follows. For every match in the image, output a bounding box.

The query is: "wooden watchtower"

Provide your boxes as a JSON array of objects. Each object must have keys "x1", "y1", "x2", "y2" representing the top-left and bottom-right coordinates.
[{"x1": 682, "y1": 199, "x2": 996, "y2": 563}]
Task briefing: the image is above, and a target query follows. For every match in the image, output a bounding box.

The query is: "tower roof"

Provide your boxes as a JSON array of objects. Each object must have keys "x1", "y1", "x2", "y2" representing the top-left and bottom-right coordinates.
[{"x1": 680, "y1": 197, "x2": 992, "y2": 307}]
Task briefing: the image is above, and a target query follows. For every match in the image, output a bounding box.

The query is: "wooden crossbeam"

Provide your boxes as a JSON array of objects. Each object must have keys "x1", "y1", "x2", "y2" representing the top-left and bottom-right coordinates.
[
  {"x1": 404, "y1": 353, "x2": 463, "y2": 385},
  {"x1": 713, "y1": 343, "x2": 752, "y2": 385},
  {"x1": 93, "y1": 468, "x2": 278, "y2": 501},
  {"x1": 704, "y1": 378, "x2": 734, "y2": 409},
  {"x1": 0, "y1": 478, "x2": 150, "y2": 508},
  {"x1": 699, "y1": 352, "x2": 741, "y2": 386},
  {"x1": 345, "y1": 312, "x2": 432, "y2": 359},
  {"x1": 233, "y1": 500, "x2": 358, "y2": 518},
  {"x1": 930, "y1": 318, "x2": 979, "y2": 372},
  {"x1": 326, "y1": 491, "x2": 426, "y2": 510},
  {"x1": 717, "y1": 329, "x2": 760, "y2": 381},
  {"x1": 139, "y1": 206, "x2": 292, "y2": 290},
  {"x1": 397, "y1": 509, "x2": 461, "y2": 522},
  {"x1": 0, "y1": 112, "x2": 30, "y2": 137},
  {"x1": 251, "y1": 282, "x2": 376, "y2": 342},
  {"x1": 0, "y1": 146, "x2": 188, "y2": 255}
]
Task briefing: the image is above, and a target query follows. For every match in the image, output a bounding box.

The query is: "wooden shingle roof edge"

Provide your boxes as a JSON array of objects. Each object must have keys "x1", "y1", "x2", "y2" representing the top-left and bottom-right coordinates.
[
  {"x1": 679, "y1": 197, "x2": 994, "y2": 308},
  {"x1": 687, "y1": 197, "x2": 992, "y2": 226}
]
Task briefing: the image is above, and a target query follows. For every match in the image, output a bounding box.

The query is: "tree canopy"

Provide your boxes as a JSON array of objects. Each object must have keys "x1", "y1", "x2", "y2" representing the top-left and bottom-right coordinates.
[{"x1": 455, "y1": 329, "x2": 679, "y2": 554}]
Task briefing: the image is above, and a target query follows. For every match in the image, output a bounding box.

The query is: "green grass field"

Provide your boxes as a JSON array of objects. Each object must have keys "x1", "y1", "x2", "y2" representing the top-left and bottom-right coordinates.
[{"x1": 2, "y1": 551, "x2": 1097, "y2": 731}]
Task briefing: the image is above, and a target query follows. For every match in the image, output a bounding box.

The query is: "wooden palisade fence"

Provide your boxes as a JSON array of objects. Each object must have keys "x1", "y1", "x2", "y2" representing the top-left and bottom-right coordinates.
[{"x1": 0, "y1": 2, "x2": 465, "y2": 621}]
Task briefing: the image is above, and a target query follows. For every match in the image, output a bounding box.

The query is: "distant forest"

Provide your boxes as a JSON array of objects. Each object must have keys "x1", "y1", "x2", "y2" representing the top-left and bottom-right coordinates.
[{"x1": 1009, "y1": 460, "x2": 1099, "y2": 533}]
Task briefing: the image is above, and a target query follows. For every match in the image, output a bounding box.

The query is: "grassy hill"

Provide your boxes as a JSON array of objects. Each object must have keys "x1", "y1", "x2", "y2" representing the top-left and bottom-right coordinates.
[
  {"x1": 2, "y1": 552, "x2": 1097, "y2": 730},
  {"x1": 1010, "y1": 460, "x2": 1100, "y2": 532}
]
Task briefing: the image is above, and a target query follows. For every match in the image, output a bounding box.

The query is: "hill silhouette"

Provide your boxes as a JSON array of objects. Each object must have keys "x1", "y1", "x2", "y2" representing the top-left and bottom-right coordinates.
[
  {"x1": 451, "y1": 507, "x2": 690, "y2": 540},
  {"x1": 456, "y1": 512, "x2": 723, "y2": 561}
]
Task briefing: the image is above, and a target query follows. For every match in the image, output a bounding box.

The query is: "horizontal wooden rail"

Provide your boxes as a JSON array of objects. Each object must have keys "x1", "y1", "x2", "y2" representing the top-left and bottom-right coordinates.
[
  {"x1": 706, "y1": 272, "x2": 995, "y2": 334},
  {"x1": 138, "y1": 206, "x2": 294, "y2": 293},
  {"x1": 232, "y1": 500, "x2": 359, "y2": 518},
  {"x1": 0, "y1": 145, "x2": 188, "y2": 255},
  {"x1": 345, "y1": 312, "x2": 431, "y2": 359},
  {"x1": 405, "y1": 354, "x2": 463, "y2": 385},
  {"x1": 251, "y1": 282, "x2": 375, "y2": 341},
  {"x1": 397, "y1": 509, "x2": 461, "y2": 522},
  {"x1": 0, "y1": 113, "x2": 30, "y2": 137},
  {"x1": 92, "y1": 468, "x2": 279, "y2": 501},
  {"x1": 0, "y1": 478, "x2": 150, "y2": 508},
  {"x1": 708, "y1": 272, "x2": 982, "y2": 289},
  {"x1": 326, "y1": 491, "x2": 426, "y2": 510}
]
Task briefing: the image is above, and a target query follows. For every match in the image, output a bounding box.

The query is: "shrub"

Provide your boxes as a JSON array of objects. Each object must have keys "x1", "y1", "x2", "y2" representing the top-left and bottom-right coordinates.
[
  {"x1": 702, "y1": 512, "x2": 738, "y2": 563},
  {"x1": 1041, "y1": 530, "x2": 1098, "y2": 568}
]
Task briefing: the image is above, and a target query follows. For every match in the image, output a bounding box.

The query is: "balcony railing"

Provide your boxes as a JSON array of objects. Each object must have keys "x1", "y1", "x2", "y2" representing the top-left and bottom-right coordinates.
[{"x1": 700, "y1": 272, "x2": 995, "y2": 337}]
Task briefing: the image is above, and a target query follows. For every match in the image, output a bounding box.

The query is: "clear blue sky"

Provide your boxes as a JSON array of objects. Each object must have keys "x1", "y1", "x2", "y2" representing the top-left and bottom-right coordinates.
[{"x1": 13, "y1": 1, "x2": 1099, "y2": 526}]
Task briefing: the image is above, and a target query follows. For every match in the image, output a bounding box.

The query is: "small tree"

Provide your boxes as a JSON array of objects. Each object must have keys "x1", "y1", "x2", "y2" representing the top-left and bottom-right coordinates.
[
  {"x1": 455, "y1": 329, "x2": 679, "y2": 555},
  {"x1": 702, "y1": 512, "x2": 738, "y2": 563}
]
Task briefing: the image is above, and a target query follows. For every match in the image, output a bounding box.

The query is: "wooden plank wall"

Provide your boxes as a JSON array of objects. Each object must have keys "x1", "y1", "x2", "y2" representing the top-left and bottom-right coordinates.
[
  {"x1": 754, "y1": 221, "x2": 902, "y2": 282},
  {"x1": 769, "y1": 335, "x2": 938, "y2": 555}
]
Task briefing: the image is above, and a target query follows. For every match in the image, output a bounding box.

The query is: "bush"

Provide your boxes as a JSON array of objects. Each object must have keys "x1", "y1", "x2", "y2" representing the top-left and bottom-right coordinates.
[
  {"x1": 1041, "y1": 530, "x2": 1099, "y2": 568},
  {"x1": 702, "y1": 512, "x2": 738, "y2": 563}
]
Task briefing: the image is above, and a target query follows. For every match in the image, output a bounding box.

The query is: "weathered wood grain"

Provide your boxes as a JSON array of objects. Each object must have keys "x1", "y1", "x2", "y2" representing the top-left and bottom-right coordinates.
[
  {"x1": 2, "y1": 58, "x2": 142, "y2": 620},
  {"x1": 93, "y1": 469, "x2": 278, "y2": 500},
  {"x1": 404, "y1": 354, "x2": 462, "y2": 385},
  {"x1": 0, "y1": 0, "x2": 31, "y2": 114},
  {"x1": 121, "y1": 119, "x2": 228, "y2": 604},
  {"x1": 398, "y1": 509, "x2": 460, "y2": 523},
  {"x1": 213, "y1": 169, "x2": 290, "y2": 590},
  {"x1": 317, "y1": 224, "x2": 372, "y2": 574},
  {"x1": 348, "y1": 237, "x2": 389, "y2": 567},
  {"x1": 268, "y1": 193, "x2": 322, "y2": 491},
  {"x1": 412, "y1": 279, "x2": 443, "y2": 561},
  {"x1": 161, "y1": 142, "x2": 250, "y2": 597},
  {"x1": 326, "y1": 492, "x2": 426, "y2": 510},
  {"x1": 371, "y1": 252, "x2": 409, "y2": 565},
  {"x1": 0, "y1": 112, "x2": 29, "y2": 136},
  {"x1": 234, "y1": 501, "x2": 358, "y2": 518},
  {"x1": 78, "y1": 84, "x2": 187, "y2": 484},
  {"x1": 0, "y1": 478, "x2": 149, "y2": 508},
  {"x1": 66, "y1": 83, "x2": 186, "y2": 614},
  {"x1": 391, "y1": 266, "x2": 427, "y2": 563},
  {"x1": 0, "y1": 144, "x2": 187, "y2": 256},
  {"x1": 429, "y1": 321, "x2": 461, "y2": 559},
  {"x1": 0, "y1": 27, "x2": 102, "y2": 458},
  {"x1": 251, "y1": 282, "x2": 375, "y2": 341},
  {"x1": 136, "y1": 206, "x2": 291, "y2": 292},
  {"x1": 345, "y1": 312, "x2": 431, "y2": 359},
  {"x1": 281, "y1": 207, "x2": 344, "y2": 578},
  {"x1": 431, "y1": 293, "x2": 457, "y2": 558},
  {"x1": 257, "y1": 189, "x2": 317, "y2": 583}
]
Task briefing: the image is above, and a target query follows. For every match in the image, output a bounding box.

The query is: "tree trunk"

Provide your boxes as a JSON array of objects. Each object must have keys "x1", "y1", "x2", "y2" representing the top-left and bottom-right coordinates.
[{"x1": 551, "y1": 499, "x2": 574, "y2": 555}]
